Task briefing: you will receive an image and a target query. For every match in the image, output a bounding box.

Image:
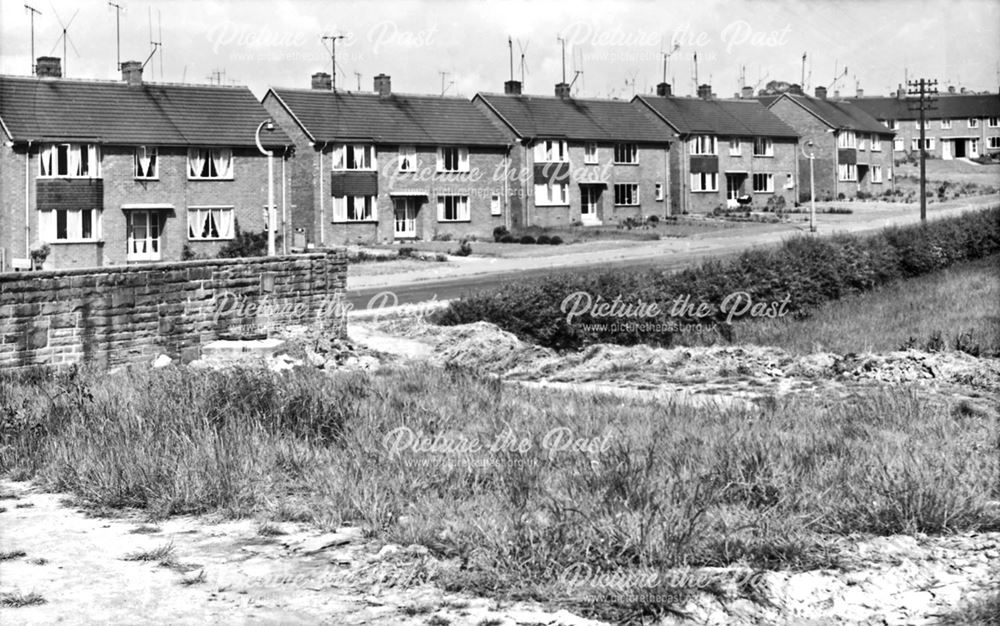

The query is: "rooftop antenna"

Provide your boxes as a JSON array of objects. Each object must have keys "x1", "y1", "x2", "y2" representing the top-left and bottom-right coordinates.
[
  {"x1": 569, "y1": 45, "x2": 583, "y2": 95},
  {"x1": 321, "y1": 34, "x2": 345, "y2": 90},
  {"x1": 557, "y1": 35, "x2": 566, "y2": 83},
  {"x1": 25, "y1": 4, "x2": 41, "y2": 74},
  {"x1": 801, "y1": 52, "x2": 806, "y2": 88},
  {"x1": 508, "y1": 35, "x2": 514, "y2": 81},
  {"x1": 827, "y1": 62, "x2": 848, "y2": 92},
  {"x1": 517, "y1": 39, "x2": 529, "y2": 88},
  {"x1": 661, "y1": 41, "x2": 679, "y2": 87},
  {"x1": 692, "y1": 52, "x2": 699, "y2": 94},
  {"x1": 354, "y1": 71, "x2": 361, "y2": 91},
  {"x1": 625, "y1": 70, "x2": 638, "y2": 97},
  {"x1": 158, "y1": 9, "x2": 163, "y2": 80},
  {"x1": 144, "y1": 6, "x2": 161, "y2": 80},
  {"x1": 108, "y1": 2, "x2": 124, "y2": 70},
  {"x1": 49, "y1": 6, "x2": 80, "y2": 78},
  {"x1": 439, "y1": 71, "x2": 453, "y2": 96}
]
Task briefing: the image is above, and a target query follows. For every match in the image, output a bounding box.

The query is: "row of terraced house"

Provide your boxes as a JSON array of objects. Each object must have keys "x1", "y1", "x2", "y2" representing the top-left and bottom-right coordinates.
[{"x1": 2, "y1": 55, "x2": 998, "y2": 270}]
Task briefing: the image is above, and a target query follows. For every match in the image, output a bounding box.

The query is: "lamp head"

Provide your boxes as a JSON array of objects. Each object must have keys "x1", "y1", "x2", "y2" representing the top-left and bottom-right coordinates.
[{"x1": 264, "y1": 120, "x2": 275, "y2": 132}]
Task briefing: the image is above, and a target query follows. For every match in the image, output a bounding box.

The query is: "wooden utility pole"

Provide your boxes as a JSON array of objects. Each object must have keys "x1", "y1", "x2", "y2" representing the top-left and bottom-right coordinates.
[{"x1": 907, "y1": 78, "x2": 938, "y2": 221}]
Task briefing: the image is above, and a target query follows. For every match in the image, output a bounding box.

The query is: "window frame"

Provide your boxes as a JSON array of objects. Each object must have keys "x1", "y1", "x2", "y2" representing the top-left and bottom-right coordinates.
[
  {"x1": 872, "y1": 165, "x2": 883, "y2": 184},
  {"x1": 134, "y1": 146, "x2": 158, "y2": 180},
  {"x1": 436, "y1": 146, "x2": 470, "y2": 173},
  {"x1": 752, "y1": 137, "x2": 774, "y2": 157},
  {"x1": 187, "y1": 148, "x2": 234, "y2": 180},
  {"x1": 583, "y1": 143, "x2": 599, "y2": 164},
  {"x1": 940, "y1": 119, "x2": 952, "y2": 129},
  {"x1": 837, "y1": 131, "x2": 857, "y2": 149},
  {"x1": 752, "y1": 173, "x2": 774, "y2": 193},
  {"x1": 837, "y1": 163, "x2": 857, "y2": 182},
  {"x1": 689, "y1": 172, "x2": 718, "y2": 192},
  {"x1": 533, "y1": 182, "x2": 569, "y2": 206},
  {"x1": 689, "y1": 135, "x2": 717, "y2": 156},
  {"x1": 38, "y1": 143, "x2": 101, "y2": 178},
  {"x1": 331, "y1": 144, "x2": 376, "y2": 171},
  {"x1": 533, "y1": 139, "x2": 568, "y2": 163},
  {"x1": 613, "y1": 183, "x2": 639, "y2": 206},
  {"x1": 871, "y1": 135, "x2": 882, "y2": 152},
  {"x1": 968, "y1": 118, "x2": 980, "y2": 129},
  {"x1": 436, "y1": 195, "x2": 471, "y2": 222},
  {"x1": 728, "y1": 138, "x2": 742, "y2": 156},
  {"x1": 39, "y1": 207, "x2": 103, "y2": 243},
  {"x1": 332, "y1": 195, "x2": 378, "y2": 222},
  {"x1": 613, "y1": 143, "x2": 638, "y2": 165},
  {"x1": 397, "y1": 145, "x2": 417, "y2": 172},
  {"x1": 187, "y1": 205, "x2": 235, "y2": 241}
]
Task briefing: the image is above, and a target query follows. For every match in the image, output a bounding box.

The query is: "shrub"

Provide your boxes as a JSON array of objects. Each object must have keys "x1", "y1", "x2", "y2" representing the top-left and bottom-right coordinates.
[
  {"x1": 432, "y1": 232, "x2": 454, "y2": 242},
  {"x1": 536, "y1": 235, "x2": 552, "y2": 245},
  {"x1": 647, "y1": 215, "x2": 660, "y2": 224},
  {"x1": 398, "y1": 247, "x2": 415, "y2": 258},
  {"x1": 549, "y1": 236, "x2": 564, "y2": 245},
  {"x1": 217, "y1": 222, "x2": 275, "y2": 258},
  {"x1": 519, "y1": 235, "x2": 536, "y2": 245},
  {"x1": 499, "y1": 234, "x2": 516, "y2": 244},
  {"x1": 493, "y1": 226, "x2": 510, "y2": 242},
  {"x1": 453, "y1": 238, "x2": 473, "y2": 257}
]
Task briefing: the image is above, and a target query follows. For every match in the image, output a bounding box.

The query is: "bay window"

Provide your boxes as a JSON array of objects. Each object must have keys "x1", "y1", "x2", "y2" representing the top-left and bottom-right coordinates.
[
  {"x1": 39, "y1": 208, "x2": 102, "y2": 242},
  {"x1": 188, "y1": 148, "x2": 233, "y2": 179}
]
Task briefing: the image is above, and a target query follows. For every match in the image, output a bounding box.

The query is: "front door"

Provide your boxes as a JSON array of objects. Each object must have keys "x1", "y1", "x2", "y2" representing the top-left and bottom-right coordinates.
[
  {"x1": 942, "y1": 139, "x2": 953, "y2": 160},
  {"x1": 969, "y1": 139, "x2": 980, "y2": 159},
  {"x1": 726, "y1": 173, "x2": 746, "y2": 207},
  {"x1": 393, "y1": 198, "x2": 417, "y2": 238},
  {"x1": 580, "y1": 186, "x2": 601, "y2": 224},
  {"x1": 127, "y1": 210, "x2": 161, "y2": 261}
]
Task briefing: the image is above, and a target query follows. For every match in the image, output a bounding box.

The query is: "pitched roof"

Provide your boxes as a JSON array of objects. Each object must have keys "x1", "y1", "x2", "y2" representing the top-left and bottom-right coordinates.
[
  {"x1": 633, "y1": 95, "x2": 798, "y2": 138},
  {"x1": 268, "y1": 88, "x2": 510, "y2": 146},
  {"x1": 843, "y1": 94, "x2": 1000, "y2": 121},
  {"x1": 474, "y1": 93, "x2": 673, "y2": 143},
  {"x1": 766, "y1": 93, "x2": 895, "y2": 135},
  {"x1": 0, "y1": 75, "x2": 290, "y2": 147}
]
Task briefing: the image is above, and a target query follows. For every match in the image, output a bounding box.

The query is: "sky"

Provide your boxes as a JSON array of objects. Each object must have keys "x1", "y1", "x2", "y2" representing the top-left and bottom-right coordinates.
[{"x1": 1, "y1": 0, "x2": 998, "y2": 100}]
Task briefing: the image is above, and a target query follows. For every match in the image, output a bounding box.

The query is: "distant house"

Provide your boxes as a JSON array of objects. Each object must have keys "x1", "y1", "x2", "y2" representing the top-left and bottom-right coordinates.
[
  {"x1": 764, "y1": 87, "x2": 896, "y2": 201},
  {"x1": 844, "y1": 89, "x2": 1000, "y2": 160},
  {"x1": 0, "y1": 57, "x2": 290, "y2": 271},
  {"x1": 473, "y1": 80, "x2": 673, "y2": 228},
  {"x1": 634, "y1": 83, "x2": 799, "y2": 215},
  {"x1": 262, "y1": 73, "x2": 512, "y2": 246}
]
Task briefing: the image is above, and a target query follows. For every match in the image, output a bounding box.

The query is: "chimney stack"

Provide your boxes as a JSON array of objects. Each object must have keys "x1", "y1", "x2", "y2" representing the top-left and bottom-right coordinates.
[
  {"x1": 554, "y1": 82, "x2": 571, "y2": 99},
  {"x1": 656, "y1": 82, "x2": 672, "y2": 97},
  {"x1": 856, "y1": 87, "x2": 864, "y2": 98},
  {"x1": 788, "y1": 84, "x2": 803, "y2": 95},
  {"x1": 896, "y1": 84, "x2": 905, "y2": 99},
  {"x1": 35, "y1": 56, "x2": 61, "y2": 78},
  {"x1": 697, "y1": 83, "x2": 712, "y2": 100},
  {"x1": 948, "y1": 85, "x2": 956, "y2": 94},
  {"x1": 121, "y1": 60, "x2": 143, "y2": 86},
  {"x1": 374, "y1": 73, "x2": 391, "y2": 97},
  {"x1": 740, "y1": 85, "x2": 754, "y2": 99},
  {"x1": 815, "y1": 85, "x2": 828, "y2": 99},
  {"x1": 960, "y1": 86, "x2": 967, "y2": 94},
  {"x1": 311, "y1": 72, "x2": 332, "y2": 90},
  {"x1": 504, "y1": 80, "x2": 522, "y2": 95}
]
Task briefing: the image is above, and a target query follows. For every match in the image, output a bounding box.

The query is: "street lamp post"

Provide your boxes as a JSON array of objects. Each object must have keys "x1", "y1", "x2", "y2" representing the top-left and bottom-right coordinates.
[
  {"x1": 801, "y1": 140, "x2": 817, "y2": 233},
  {"x1": 255, "y1": 119, "x2": 276, "y2": 256}
]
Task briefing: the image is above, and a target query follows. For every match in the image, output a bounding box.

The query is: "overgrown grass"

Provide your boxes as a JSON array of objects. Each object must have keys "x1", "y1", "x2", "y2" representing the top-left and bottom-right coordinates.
[
  {"x1": 2, "y1": 365, "x2": 998, "y2": 617},
  {"x1": 0, "y1": 591, "x2": 46, "y2": 608},
  {"x1": 673, "y1": 255, "x2": 1000, "y2": 355}
]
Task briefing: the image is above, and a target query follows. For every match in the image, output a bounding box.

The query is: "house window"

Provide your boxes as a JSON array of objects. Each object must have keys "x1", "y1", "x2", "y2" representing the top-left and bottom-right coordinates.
[
  {"x1": 784, "y1": 173, "x2": 795, "y2": 189},
  {"x1": 988, "y1": 137, "x2": 1000, "y2": 150},
  {"x1": 752, "y1": 137, "x2": 774, "y2": 157},
  {"x1": 332, "y1": 196, "x2": 377, "y2": 222},
  {"x1": 437, "y1": 147, "x2": 470, "y2": 172},
  {"x1": 914, "y1": 120, "x2": 931, "y2": 130},
  {"x1": 332, "y1": 144, "x2": 375, "y2": 170},
  {"x1": 893, "y1": 138, "x2": 905, "y2": 151},
  {"x1": 39, "y1": 208, "x2": 102, "y2": 242},
  {"x1": 187, "y1": 206, "x2": 235, "y2": 240},
  {"x1": 134, "y1": 146, "x2": 158, "y2": 179},
  {"x1": 398, "y1": 146, "x2": 416, "y2": 172},
  {"x1": 584, "y1": 143, "x2": 599, "y2": 164},
  {"x1": 969, "y1": 118, "x2": 980, "y2": 129},
  {"x1": 752, "y1": 173, "x2": 774, "y2": 193},
  {"x1": 729, "y1": 139, "x2": 742, "y2": 156},
  {"x1": 490, "y1": 194, "x2": 502, "y2": 216},
  {"x1": 838, "y1": 163, "x2": 857, "y2": 181},
  {"x1": 883, "y1": 119, "x2": 898, "y2": 130},
  {"x1": 38, "y1": 143, "x2": 101, "y2": 178},
  {"x1": 940, "y1": 119, "x2": 952, "y2": 129},
  {"x1": 437, "y1": 195, "x2": 470, "y2": 221},
  {"x1": 533, "y1": 140, "x2": 568, "y2": 163},
  {"x1": 614, "y1": 183, "x2": 639, "y2": 206},
  {"x1": 534, "y1": 182, "x2": 569, "y2": 206},
  {"x1": 188, "y1": 148, "x2": 233, "y2": 179},
  {"x1": 689, "y1": 135, "x2": 717, "y2": 155},
  {"x1": 872, "y1": 165, "x2": 883, "y2": 183},
  {"x1": 655, "y1": 183, "x2": 664, "y2": 201},
  {"x1": 911, "y1": 137, "x2": 936, "y2": 151},
  {"x1": 837, "y1": 131, "x2": 856, "y2": 148},
  {"x1": 871, "y1": 135, "x2": 882, "y2": 152},
  {"x1": 989, "y1": 117, "x2": 999, "y2": 128},
  {"x1": 613, "y1": 143, "x2": 638, "y2": 164},
  {"x1": 689, "y1": 172, "x2": 718, "y2": 192},
  {"x1": 857, "y1": 135, "x2": 868, "y2": 151}
]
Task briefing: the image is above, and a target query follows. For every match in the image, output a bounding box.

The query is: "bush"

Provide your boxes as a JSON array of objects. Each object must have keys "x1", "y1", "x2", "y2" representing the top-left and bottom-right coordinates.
[
  {"x1": 398, "y1": 247, "x2": 415, "y2": 258},
  {"x1": 493, "y1": 226, "x2": 510, "y2": 242},
  {"x1": 432, "y1": 232, "x2": 454, "y2": 242},
  {"x1": 217, "y1": 222, "x2": 275, "y2": 258},
  {"x1": 453, "y1": 238, "x2": 473, "y2": 257},
  {"x1": 499, "y1": 234, "x2": 516, "y2": 244},
  {"x1": 536, "y1": 235, "x2": 552, "y2": 245},
  {"x1": 519, "y1": 235, "x2": 536, "y2": 245},
  {"x1": 438, "y1": 208, "x2": 1000, "y2": 350},
  {"x1": 549, "y1": 236, "x2": 564, "y2": 245},
  {"x1": 647, "y1": 215, "x2": 660, "y2": 224}
]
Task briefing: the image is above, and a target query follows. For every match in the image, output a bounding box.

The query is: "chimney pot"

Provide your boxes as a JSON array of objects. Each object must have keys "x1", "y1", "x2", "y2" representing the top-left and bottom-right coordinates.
[
  {"x1": 815, "y1": 85, "x2": 828, "y2": 99},
  {"x1": 656, "y1": 82, "x2": 672, "y2": 97},
  {"x1": 121, "y1": 60, "x2": 143, "y2": 86},
  {"x1": 697, "y1": 83, "x2": 712, "y2": 100},
  {"x1": 554, "y1": 82, "x2": 571, "y2": 99},
  {"x1": 35, "y1": 56, "x2": 61, "y2": 78},
  {"x1": 504, "y1": 80, "x2": 522, "y2": 95},
  {"x1": 374, "y1": 73, "x2": 391, "y2": 97},
  {"x1": 788, "y1": 84, "x2": 803, "y2": 95},
  {"x1": 856, "y1": 87, "x2": 864, "y2": 98},
  {"x1": 311, "y1": 72, "x2": 332, "y2": 90},
  {"x1": 740, "y1": 85, "x2": 753, "y2": 99},
  {"x1": 960, "y1": 86, "x2": 967, "y2": 94}
]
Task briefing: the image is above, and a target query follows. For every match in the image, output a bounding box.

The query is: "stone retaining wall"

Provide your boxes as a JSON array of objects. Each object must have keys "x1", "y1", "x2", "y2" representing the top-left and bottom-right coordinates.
[{"x1": 0, "y1": 251, "x2": 347, "y2": 370}]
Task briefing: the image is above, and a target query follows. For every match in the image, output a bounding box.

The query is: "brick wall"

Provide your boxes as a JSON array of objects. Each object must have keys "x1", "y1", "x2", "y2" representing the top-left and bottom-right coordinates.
[
  {"x1": 0, "y1": 250, "x2": 346, "y2": 370},
  {"x1": 767, "y1": 99, "x2": 840, "y2": 201}
]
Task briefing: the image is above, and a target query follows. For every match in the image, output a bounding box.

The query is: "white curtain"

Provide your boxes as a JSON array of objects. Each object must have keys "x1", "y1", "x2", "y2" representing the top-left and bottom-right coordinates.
[
  {"x1": 39, "y1": 145, "x2": 52, "y2": 176},
  {"x1": 213, "y1": 149, "x2": 232, "y2": 178},
  {"x1": 331, "y1": 145, "x2": 345, "y2": 170},
  {"x1": 137, "y1": 147, "x2": 152, "y2": 176},
  {"x1": 458, "y1": 197, "x2": 469, "y2": 220},
  {"x1": 189, "y1": 149, "x2": 204, "y2": 177},
  {"x1": 67, "y1": 145, "x2": 80, "y2": 177},
  {"x1": 332, "y1": 196, "x2": 347, "y2": 222},
  {"x1": 217, "y1": 209, "x2": 234, "y2": 239},
  {"x1": 458, "y1": 148, "x2": 470, "y2": 172},
  {"x1": 436, "y1": 148, "x2": 445, "y2": 171}
]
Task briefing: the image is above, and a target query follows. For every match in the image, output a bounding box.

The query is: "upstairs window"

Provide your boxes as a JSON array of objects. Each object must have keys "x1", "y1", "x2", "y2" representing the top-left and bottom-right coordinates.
[
  {"x1": 39, "y1": 143, "x2": 101, "y2": 178},
  {"x1": 988, "y1": 117, "x2": 999, "y2": 128},
  {"x1": 188, "y1": 148, "x2": 233, "y2": 179},
  {"x1": 689, "y1": 135, "x2": 717, "y2": 155},
  {"x1": 332, "y1": 144, "x2": 375, "y2": 170},
  {"x1": 837, "y1": 131, "x2": 857, "y2": 149},
  {"x1": 436, "y1": 147, "x2": 470, "y2": 172},
  {"x1": 968, "y1": 118, "x2": 980, "y2": 129},
  {"x1": 134, "y1": 146, "x2": 158, "y2": 179},
  {"x1": 398, "y1": 146, "x2": 416, "y2": 172},
  {"x1": 882, "y1": 119, "x2": 898, "y2": 130},
  {"x1": 871, "y1": 135, "x2": 882, "y2": 152},
  {"x1": 752, "y1": 137, "x2": 773, "y2": 157},
  {"x1": 613, "y1": 143, "x2": 638, "y2": 164},
  {"x1": 729, "y1": 139, "x2": 742, "y2": 156},
  {"x1": 584, "y1": 143, "x2": 599, "y2": 164},
  {"x1": 940, "y1": 119, "x2": 952, "y2": 129},
  {"x1": 533, "y1": 139, "x2": 568, "y2": 163},
  {"x1": 914, "y1": 120, "x2": 931, "y2": 130}
]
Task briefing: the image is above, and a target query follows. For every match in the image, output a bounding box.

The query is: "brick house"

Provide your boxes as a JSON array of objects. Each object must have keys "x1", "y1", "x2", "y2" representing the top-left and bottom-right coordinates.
[
  {"x1": 472, "y1": 80, "x2": 673, "y2": 228},
  {"x1": 634, "y1": 83, "x2": 799, "y2": 215},
  {"x1": 763, "y1": 87, "x2": 896, "y2": 201},
  {"x1": 844, "y1": 89, "x2": 1000, "y2": 160},
  {"x1": 262, "y1": 73, "x2": 513, "y2": 246},
  {"x1": 0, "y1": 57, "x2": 290, "y2": 271}
]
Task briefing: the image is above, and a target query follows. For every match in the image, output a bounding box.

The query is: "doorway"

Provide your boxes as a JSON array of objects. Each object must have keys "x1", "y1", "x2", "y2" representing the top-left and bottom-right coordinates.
[
  {"x1": 127, "y1": 210, "x2": 162, "y2": 262},
  {"x1": 393, "y1": 198, "x2": 417, "y2": 239},
  {"x1": 580, "y1": 185, "x2": 602, "y2": 225}
]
